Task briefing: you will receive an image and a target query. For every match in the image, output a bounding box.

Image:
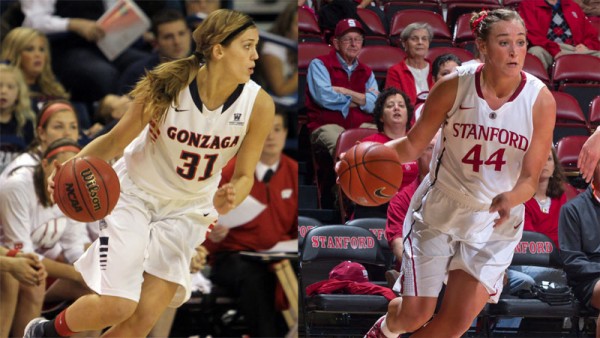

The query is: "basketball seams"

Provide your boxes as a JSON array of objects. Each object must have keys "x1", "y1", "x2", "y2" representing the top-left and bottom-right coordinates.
[{"x1": 357, "y1": 143, "x2": 380, "y2": 205}]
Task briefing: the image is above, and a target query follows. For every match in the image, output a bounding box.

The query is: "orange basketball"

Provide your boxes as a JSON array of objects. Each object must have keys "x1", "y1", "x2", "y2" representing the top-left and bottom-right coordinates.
[
  {"x1": 338, "y1": 142, "x2": 403, "y2": 206},
  {"x1": 53, "y1": 156, "x2": 120, "y2": 222}
]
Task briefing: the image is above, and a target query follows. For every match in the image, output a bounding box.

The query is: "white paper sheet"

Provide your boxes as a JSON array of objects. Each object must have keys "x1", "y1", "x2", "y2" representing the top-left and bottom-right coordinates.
[
  {"x1": 217, "y1": 195, "x2": 266, "y2": 228},
  {"x1": 96, "y1": 0, "x2": 150, "y2": 61}
]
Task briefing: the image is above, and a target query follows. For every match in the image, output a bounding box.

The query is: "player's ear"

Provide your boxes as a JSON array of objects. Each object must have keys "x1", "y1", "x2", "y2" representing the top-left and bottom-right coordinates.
[{"x1": 212, "y1": 44, "x2": 225, "y2": 60}]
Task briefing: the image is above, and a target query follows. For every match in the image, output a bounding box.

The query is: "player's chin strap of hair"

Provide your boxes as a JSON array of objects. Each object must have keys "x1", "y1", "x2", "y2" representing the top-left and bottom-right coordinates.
[
  {"x1": 38, "y1": 102, "x2": 74, "y2": 128},
  {"x1": 220, "y1": 20, "x2": 255, "y2": 45},
  {"x1": 44, "y1": 145, "x2": 81, "y2": 160}
]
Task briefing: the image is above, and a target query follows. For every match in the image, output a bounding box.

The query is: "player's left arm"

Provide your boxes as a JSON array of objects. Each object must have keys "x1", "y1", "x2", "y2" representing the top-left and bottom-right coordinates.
[
  {"x1": 214, "y1": 89, "x2": 275, "y2": 214},
  {"x1": 490, "y1": 87, "x2": 556, "y2": 225}
]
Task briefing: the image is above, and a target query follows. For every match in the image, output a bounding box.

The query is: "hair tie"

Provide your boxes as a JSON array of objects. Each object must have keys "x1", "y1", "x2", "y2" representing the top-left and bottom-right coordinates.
[
  {"x1": 38, "y1": 102, "x2": 74, "y2": 127},
  {"x1": 471, "y1": 11, "x2": 489, "y2": 35},
  {"x1": 193, "y1": 51, "x2": 205, "y2": 62},
  {"x1": 44, "y1": 145, "x2": 81, "y2": 160}
]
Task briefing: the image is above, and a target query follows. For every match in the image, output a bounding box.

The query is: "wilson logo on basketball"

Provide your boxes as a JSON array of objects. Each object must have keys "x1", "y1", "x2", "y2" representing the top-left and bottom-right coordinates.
[
  {"x1": 65, "y1": 183, "x2": 83, "y2": 212},
  {"x1": 81, "y1": 168, "x2": 101, "y2": 212}
]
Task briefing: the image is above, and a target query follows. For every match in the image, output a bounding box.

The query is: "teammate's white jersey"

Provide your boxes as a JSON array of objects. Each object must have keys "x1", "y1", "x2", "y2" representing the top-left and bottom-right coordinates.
[
  {"x1": 430, "y1": 63, "x2": 545, "y2": 205},
  {"x1": 0, "y1": 166, "x2": 88, "y2": 263},
  {"x1": 124, "y1": 80, "x2": 260, "y2": 199},
  {"x1": 0, "y1": 151, "x2": 38, "y2": 182}
]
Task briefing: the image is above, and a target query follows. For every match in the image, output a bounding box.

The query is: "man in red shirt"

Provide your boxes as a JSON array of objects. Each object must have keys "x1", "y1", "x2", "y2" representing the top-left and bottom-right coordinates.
[{"x1": 202, "y1": 109, "x2": 298, "y2": 337}]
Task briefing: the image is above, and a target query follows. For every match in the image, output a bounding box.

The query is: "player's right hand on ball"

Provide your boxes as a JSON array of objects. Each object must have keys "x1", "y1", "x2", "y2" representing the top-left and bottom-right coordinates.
[{"x1": 47, "y1": 160, "x2": 63, "y2": 203}]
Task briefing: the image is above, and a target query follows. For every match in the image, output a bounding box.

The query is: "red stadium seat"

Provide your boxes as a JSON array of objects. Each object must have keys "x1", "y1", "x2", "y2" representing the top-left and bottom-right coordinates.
[
  {"x1": 453, "y1": 13, "x2": 475, "y2": 46},
  {"x1": 556, "y1": 135, "x2": 589, "y2": 172},
  {"x1": 523, "y1": 53, "x2": 550, "y2": 86},
  {"x1": 357, "y1": 8, "x2": 390, "y2": 45},
  {"x1": 589, "y1": 95, "x2": 600, "y2": 130},
  {"x1": 358, "y1": 45, "x2": 406, "y2": 87},
  {"x1": 334, "y1": 128, "x2": 378, "y2": 221},
  {"x1": 298, "y1": 6, "x2": 323, "y2": 43},
  {"x1": 445, "y1": 2, "x2": 501, "y2": 31},
  {"x1": 383, "y1": 1, "x2": 443, "y2": 25},
  {"x1": 551, "y1": 91, "x2": 591, "y2": 143},
  {"x1": 388, "y1": 10, "x2": 452, "y2": 48},
  {"x1": 426, "y1": 46, "x2": 474, "y2": 63},
  {"x1": 298, "y1": 42, "x2": 332, "y2": 74},
  {"x1": 552, "y1": 54, "x2": 600, "y2": 114}
]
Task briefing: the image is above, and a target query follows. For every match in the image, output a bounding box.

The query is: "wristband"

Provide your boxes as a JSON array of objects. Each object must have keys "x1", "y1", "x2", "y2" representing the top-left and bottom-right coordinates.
[{"x1": 7, "y1": 249, "x2": 20, "y2": 257}]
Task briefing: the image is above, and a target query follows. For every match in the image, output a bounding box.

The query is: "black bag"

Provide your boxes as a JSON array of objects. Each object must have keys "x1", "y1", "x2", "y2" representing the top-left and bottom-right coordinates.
[{"x1": 530, "y1": 282, "x2": 573, "y2": 306}]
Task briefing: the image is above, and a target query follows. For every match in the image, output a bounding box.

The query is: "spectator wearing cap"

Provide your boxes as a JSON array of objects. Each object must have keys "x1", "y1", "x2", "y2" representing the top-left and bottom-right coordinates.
[
  {"x1": 305, "y1": 18, "x2": 379, "y2": 158},
  {"x1": 518, "y1": 0, "x2": 600, "y2": 70},
  {"x1": 385, "y1": 22, "x2": 435, "y2": 107}
]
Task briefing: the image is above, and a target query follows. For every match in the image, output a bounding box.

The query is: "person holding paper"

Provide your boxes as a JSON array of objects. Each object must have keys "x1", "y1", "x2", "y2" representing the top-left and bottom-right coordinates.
[
  {"x1": 19, "y1": 0, "x2": 151, "y2": 102},
  {"x1": 24, "y1": 9, "x2": 274, "y2": 338},
  {"x1": 203, "y1": 108, "x2": 298, "y2": 337}
]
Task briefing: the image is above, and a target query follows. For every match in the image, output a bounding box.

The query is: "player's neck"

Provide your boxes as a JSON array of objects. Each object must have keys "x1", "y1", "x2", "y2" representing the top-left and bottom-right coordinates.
[
  {"x1": 480, "y1": 67, "x2": 520, "y2": 99},
  {"x1": 196, "y1": 66, "x2": 239, "y2": 110}
]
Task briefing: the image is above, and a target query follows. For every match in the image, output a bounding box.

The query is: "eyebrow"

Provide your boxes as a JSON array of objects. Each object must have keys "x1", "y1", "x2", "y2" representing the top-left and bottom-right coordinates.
[{"x1": 495, "y1": 32, "x2": 527, "y2": 38}]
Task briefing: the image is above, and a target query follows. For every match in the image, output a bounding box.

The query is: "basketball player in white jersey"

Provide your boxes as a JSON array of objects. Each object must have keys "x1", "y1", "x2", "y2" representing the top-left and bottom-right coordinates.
[
  {"x1": 354, "y1": 9, "x2": 556, "y2": 338},
  {"x1": 25, "y1": 9, "x2": 274, "y2": 338}
]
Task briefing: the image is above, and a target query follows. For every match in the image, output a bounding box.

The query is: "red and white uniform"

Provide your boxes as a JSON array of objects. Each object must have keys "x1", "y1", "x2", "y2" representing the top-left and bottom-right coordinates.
[
  {"x1": 400, "y1": 63, "x2": 546, "y2": 302},
  {"x1": 75, "y1": 80, "x2": 260, "y2": 307},
  {"x1": 0, "y1": 166, "x2": 88, "y2": 263}
]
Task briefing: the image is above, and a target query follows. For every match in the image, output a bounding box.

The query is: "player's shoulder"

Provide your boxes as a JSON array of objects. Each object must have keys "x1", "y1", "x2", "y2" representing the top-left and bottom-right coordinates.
[{"x1": 252, "y1": 88, "x2": 275, "y2": 114}]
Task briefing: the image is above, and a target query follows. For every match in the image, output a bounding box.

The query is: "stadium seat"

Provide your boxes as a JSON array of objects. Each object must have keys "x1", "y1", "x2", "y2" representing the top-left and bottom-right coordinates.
[
  {"x1": 589, "y1": 95, "x2": 600, "y2": 130},
  {"x1": 333, "y1": 128, "x2": 378, "y2": 221},
  {"x1": 453, "y1": 13, "x2": 475, "y2": 46},
  {"x1": 551, "y1": 91, "x2": 590, "y2": 144},
  {"x1": 298, "y1": 42, "x2": 332, "y2": 115},
  {"x1": 483, "y1": 231, "x2": 575, "y2": 336},
  {"x1": 300, "y1": 225, "x2": 388, "y2": 336},
  {"x1": 388, "y1": 10, "x2": 452, "y2": 48},
  {"x1": 426, "y1": 46, "x2": 474, "y2": 63},
  {"x1": 357, "y1": 7, "x2": 389, "y2": 46},
  {"x1": 358, "y1": 45, "x2": 406, "y2": 88},
  {"x1": 502, "y1": 0, "x2": 523, "y2": 8},
  {"x1": 556, "y1": 135, "x2": 589, "y2": 173},
  {"x1": 345, "y1": 218, "x2": 394, "y2": 270},
  {"x1": 524, "y1": 53, "x2": 550, "y2": 86},
  {"x1": 298, "y1": 215, "x2": 322, "y2": 254},
  {"x1": 383, "y1": 1, "x2": 443, "y2": 25},
  {"x1": 552, "y1": 54, "x2": 600, "y2": 113},
  {"x1": 298, "y1": 5, "x2": 323, "y2": 43},
  {"x1": 445, "y1": 2, "x2": 502, "y2": 32}
]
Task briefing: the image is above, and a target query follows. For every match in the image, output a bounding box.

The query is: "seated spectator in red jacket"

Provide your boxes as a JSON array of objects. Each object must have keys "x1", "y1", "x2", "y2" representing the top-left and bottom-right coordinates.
[
  {"x1": 353, "y1": 88, "x2": 418, "y2": 219},
  {"x1": 385, "y1": 131, "x2": 438, "y2": 269},
  {"x1": 518, "y1": 0, "x2": 600, "y2": 70},
  {"x1": 306, "y1": 18, "x2": 379, "y2": 158},
  {"x1": 385, "y1": 23, "x2": 435, "y2": 106},
  {"x1": 202, "y1": 108, "x2": 298, "y2": 338}
]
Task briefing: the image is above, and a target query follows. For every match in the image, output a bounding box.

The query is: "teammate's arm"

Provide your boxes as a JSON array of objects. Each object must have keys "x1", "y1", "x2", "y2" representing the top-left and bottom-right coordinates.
[
  {"x1": 385, "y1": 74, "x2": 457, "y2": 163},
  {"x1": 214, "y1": 89, "x2": 275, "y2": 214},
  {"x1": 490, "y1": 87, "x2": 556, "y2": 226}
]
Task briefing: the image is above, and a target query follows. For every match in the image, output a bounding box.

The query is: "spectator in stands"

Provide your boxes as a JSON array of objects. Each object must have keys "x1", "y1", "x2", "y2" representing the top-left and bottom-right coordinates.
[
  {"x1": 559, "y1": 162, "x2": 600, "y2": 338},
  {"x1": 255, "y1": 1, "x2": 298, "y2": 106},
  {"x1": 385, "y1": 23, "x2": 435, "y2": 106},
  {"x1": 118, "y1": 9, "x2": 192, "y2": 94},
  {"x1": 1, "y1": 27, "x2": 70, "y2": 113},
  {"x1": 573, "y1": 0, "x2": 600, "y2": 18},
  {"x1": 306, "y1": 18, "x2": 378, "y2": 158},
  {"x1": 353, "y1": 87, "x2": 417, "y2": 219},
  {"x1": 0, "y1": 100, "x2": 79, "y2": 182},
  {"x1": 0, "y1": 138, "x2": 91, "y2": 337},
  {"x1": 413, "y1": 53, "x2": 462, "y2": 121},
  {"x1": 580, "y1": 126, "x2": 600, "y2": 183},
  {"x1": 385, "y1": 132, "x2": 438, "y2": 269},
  {"x1": 203, "y1": 109, "x2": 298, "y2": 337},
  {"x1": 85, "y1": 94, "x2": 132, "y2": 139},
  {"x1": 0, "y1": 65, "x2": 36, "y2": 174},
  {"x1": 19, "y1": 0, "x2": 151, "y2": 102},
  {"x1": 518, "y1": 0, "x2": 600, "y2": 70},
  {"x1": 506, "y1": 147, "x2": 568, "y2": 294}
]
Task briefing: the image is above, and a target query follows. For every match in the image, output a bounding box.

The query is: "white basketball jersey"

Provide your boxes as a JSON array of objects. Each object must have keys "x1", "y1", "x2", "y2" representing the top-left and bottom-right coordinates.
[
  {"x1": 124, "y1": 80, "x2": 260, "y2": 199},
  {"x1": 429, "y1": 63, "x2": 545, "y2": 204}
]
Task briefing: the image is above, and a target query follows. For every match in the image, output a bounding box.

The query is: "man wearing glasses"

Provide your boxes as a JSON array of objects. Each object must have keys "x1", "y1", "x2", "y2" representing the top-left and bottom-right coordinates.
[{"x1": 305, "y1": 18, "x2": 379, "y2": 159}]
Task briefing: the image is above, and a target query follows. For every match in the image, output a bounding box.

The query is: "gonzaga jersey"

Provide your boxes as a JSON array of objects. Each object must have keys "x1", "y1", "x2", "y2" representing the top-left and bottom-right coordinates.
[
  {"x1": 430, "y1": 63, "x2": 546, "y2": 204},
  {"x1": 124, "y1": 80, "x2": 260, "y2": 199}
]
